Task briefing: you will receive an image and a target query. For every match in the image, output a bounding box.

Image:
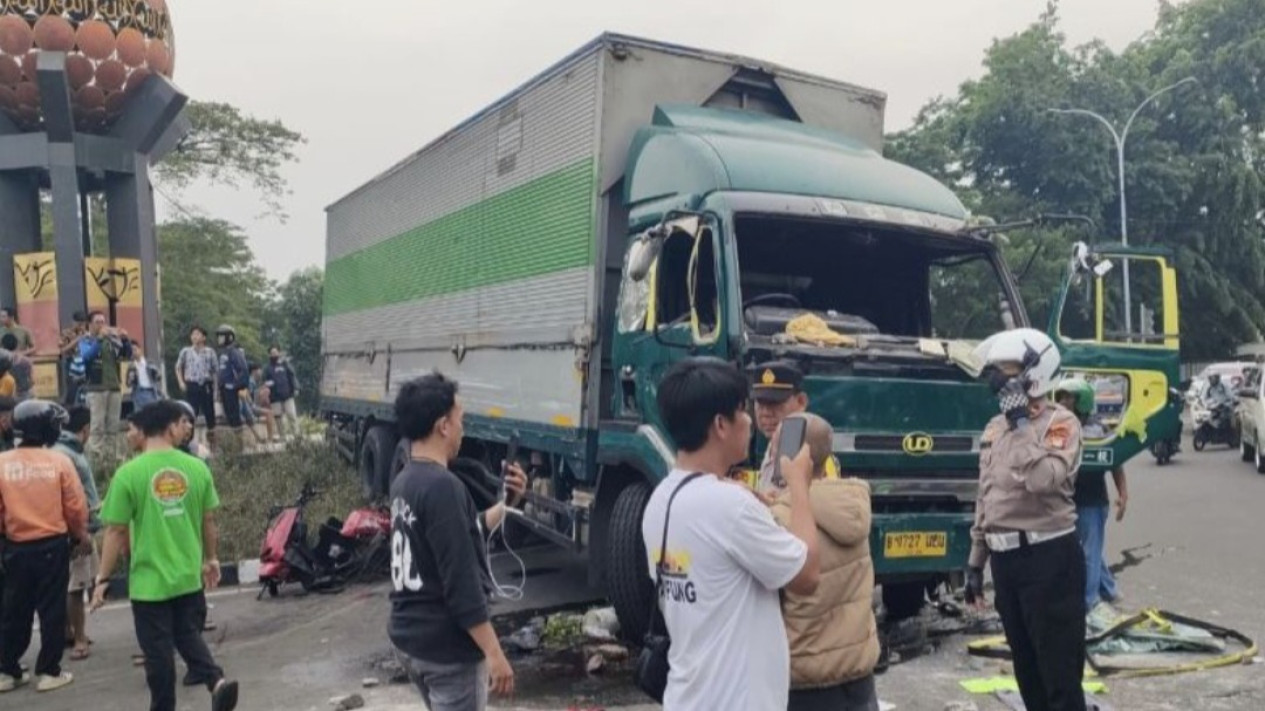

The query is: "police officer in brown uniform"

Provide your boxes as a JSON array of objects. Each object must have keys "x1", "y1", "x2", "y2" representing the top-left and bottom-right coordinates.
[
  {"x1": 966, "y1": 328, "x2": 1086, "y2": 711},
  {"x1": 747, "y1": 361, "x2": 839, "y2": 495}
]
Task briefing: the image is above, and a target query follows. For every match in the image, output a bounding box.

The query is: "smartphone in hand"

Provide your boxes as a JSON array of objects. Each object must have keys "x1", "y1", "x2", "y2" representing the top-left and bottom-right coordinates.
[
  {"x1": 773, "y1": 416, "x2": 807, "y2": 483},
  {"x1": 500, "y1": 437, "x2": 520, "y2": 503}
]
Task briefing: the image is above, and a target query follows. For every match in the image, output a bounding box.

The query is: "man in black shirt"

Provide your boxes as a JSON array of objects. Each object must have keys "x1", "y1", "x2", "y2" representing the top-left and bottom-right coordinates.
[
  {"x1": 263, "y1": 346, "x2": 300, "y2": 442},
  {"x1": 389, "y1": 372, "x2": 526, "y2": 711}
]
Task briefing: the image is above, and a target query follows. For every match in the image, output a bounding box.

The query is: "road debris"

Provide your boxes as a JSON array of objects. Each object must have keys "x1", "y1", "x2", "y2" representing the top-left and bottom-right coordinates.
[
  {"x1": 503, "y1": 620, "x2": 544, "y2": 655},
  {"x1": 583, "y1": 607, "x2": 621, "y2": 642},
  {"x1": 360, "y1": 677, "x2": 380, "y2": 688},
  {"x1": 543, "y1": 612, "x2": 586, "y2": 647},
  {"x1": 330, "y1": 693, "x2": 365, "y2": 710},
  {"x1": 589, "y1": 644, "x2": 629, "y2": 662}
]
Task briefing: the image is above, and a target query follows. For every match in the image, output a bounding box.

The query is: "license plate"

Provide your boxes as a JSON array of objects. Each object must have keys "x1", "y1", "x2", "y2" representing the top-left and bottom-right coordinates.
[{"x1": 884, "y1": 531, "x2": 948, "y2": 558}]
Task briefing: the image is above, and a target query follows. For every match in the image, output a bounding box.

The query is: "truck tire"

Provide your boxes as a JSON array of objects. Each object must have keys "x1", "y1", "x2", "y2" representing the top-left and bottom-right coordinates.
[
  {"x1": 882, "y1": 582, "x2": 928, "y2": 622},
  {"x1": 392, "y1": 439, "x2": 410, "y2": 478},
  {"x1": 360, "y1": 426, "x2": 396, "y2": 500},
  {"x1": 1241, "y1": 437, "x2": 1254, "y2": 463},
  {"x1": 606, "y1": 482, "x2": 656, "y2": 644},
  {"x1": 449, "y1": 457, "x2": 499, "y2": 511}
]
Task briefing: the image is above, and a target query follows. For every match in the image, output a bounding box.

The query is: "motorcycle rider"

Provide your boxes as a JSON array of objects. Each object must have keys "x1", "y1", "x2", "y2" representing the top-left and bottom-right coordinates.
[
  {"x1": 214, "y1": 326, "x2": 250, "y2": 444},
  {"x1": 1198, "y1": 373, "x2": 1236, "y2": 440},
  {"x1": 1202, "y1": 373, "x2": 1233, "y2": 409},
  {"x1": 0, "y1": 400, "x2": 89, "y2": 693}
]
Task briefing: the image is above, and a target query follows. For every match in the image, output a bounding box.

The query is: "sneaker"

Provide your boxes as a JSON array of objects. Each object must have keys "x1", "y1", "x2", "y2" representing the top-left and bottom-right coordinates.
[
  {"x1": 0, "y1": 672, "x2": 31, "y2": 692},
  {"x1": 211, "y1": 679, "x2": 239, "y2": 711},
  {"x1": 35, "y1": 671, "x2": 73, "y2": 692}
]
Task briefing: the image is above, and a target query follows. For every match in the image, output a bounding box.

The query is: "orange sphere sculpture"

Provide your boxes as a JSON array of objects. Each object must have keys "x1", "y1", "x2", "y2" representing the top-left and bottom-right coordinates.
[{"x1": 0, "y1": 1, "x2": 175, "y2": 133}]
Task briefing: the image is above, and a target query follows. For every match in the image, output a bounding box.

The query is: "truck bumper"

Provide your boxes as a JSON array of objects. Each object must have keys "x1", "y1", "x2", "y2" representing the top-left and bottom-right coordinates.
[{"x1": 869, "y1": 512, "x2": 973, "y2": 579}]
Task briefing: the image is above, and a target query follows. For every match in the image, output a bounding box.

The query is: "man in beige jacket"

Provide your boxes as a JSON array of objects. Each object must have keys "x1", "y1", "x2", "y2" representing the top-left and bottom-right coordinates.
[{"x1": 771, "y1": 414, "x2": 880, "y2": 711}]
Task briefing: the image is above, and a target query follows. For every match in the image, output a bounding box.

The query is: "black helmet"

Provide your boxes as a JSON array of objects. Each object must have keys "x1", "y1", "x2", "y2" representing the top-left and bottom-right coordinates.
[
  {"x1": 215, "y1": 324, "x2": 237, "y2": 345},
  {"x1": 176, "y1": 400, "x2": 196, "y2": 421},
  {"x1": 13, "y1": 400, "x2": 69, "y2": 447}
]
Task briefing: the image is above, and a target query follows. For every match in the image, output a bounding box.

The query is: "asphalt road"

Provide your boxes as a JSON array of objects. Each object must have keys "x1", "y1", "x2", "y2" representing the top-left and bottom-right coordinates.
[
  {"x1": 9, "y1": 437, "x2": 1264, "y2": 710},
  {"x1": 874, "y1": 437, "x2": 1265, "y2": 711}
]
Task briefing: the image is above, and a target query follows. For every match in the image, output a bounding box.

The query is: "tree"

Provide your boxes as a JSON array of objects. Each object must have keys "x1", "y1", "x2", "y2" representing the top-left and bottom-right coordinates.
[
  {"x1": 158, "y1": 217, "x2": 272, "y2": 389},
  {"x1": 155, "y1": 101, "x2": 306, "y2": 221},
  {"x1": 888, "y1": 0, "x2": 1265, "y2": 361},
  {"x1": 262, "y1": 268, "x2": 323, "y2": 413}
]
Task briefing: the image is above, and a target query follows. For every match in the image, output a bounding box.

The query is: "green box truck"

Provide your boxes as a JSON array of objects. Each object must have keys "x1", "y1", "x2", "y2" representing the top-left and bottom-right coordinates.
[{"x1": 320, "y1": 34, "x2": 1182, "y2": 640}]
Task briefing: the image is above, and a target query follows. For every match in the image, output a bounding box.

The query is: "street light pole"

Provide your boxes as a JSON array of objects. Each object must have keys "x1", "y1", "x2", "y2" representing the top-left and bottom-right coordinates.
[{"x1": 1049, "y1": 76, "x2": 1196, "y2": 338}]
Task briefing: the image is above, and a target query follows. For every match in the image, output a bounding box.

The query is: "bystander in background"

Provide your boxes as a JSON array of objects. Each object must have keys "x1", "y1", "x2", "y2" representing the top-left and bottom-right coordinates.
[
  {"x1": 264, "y1": 346, "x2": 300, "y2": 442},
  {"x1": 1, "y1": 335, "x2": 34, "y2": 401},
  {"x1": 53, "y1": 406, "x2": 101, "y2": 662}
]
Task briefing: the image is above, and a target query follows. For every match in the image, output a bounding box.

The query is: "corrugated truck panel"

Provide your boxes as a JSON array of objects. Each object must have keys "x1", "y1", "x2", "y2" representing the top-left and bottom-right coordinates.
[
  {"x1": 322, "y1": 34, "x2": 891, "y2": 429},
  {"x1": 321, "y1": 48, "x2": 601, "y2": 425}
]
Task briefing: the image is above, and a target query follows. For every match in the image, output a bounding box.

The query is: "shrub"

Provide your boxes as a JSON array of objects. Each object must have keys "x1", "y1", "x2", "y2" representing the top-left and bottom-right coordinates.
[{"x1": 94, "y1": 440, "x2": 364, "y2": 562}]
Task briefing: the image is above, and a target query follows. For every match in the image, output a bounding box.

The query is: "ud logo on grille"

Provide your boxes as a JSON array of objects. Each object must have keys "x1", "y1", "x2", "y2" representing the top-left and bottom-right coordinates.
[{"x1": 902, "y1": 432, "x2": 934, "y2": 456}]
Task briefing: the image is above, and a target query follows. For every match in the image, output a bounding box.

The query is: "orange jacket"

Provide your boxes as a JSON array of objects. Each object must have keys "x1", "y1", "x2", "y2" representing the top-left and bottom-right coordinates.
[{"x1": 0, "y1": 448, "x2": 89, "y2": 543}]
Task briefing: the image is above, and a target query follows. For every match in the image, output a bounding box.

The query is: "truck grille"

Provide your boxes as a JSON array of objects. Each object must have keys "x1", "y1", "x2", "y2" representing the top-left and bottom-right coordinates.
[{"x1": 853, "y1": 434, "x2": 975, "y2": 453}]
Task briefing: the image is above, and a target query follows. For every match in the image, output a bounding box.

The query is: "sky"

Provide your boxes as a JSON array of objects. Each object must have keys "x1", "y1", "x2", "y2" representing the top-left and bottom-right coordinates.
[{"x1": 163, "y1": 0, "x2": 1170, "y2": 281}]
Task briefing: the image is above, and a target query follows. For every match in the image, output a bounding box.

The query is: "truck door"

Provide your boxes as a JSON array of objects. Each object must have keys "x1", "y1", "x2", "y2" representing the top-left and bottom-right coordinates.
[
  {"x1": 1048, "y1": 243, "x2": 1181, "y2": 471},
  {"x1": 611, "y1": 216, "x2": 730, "y2": 423}
]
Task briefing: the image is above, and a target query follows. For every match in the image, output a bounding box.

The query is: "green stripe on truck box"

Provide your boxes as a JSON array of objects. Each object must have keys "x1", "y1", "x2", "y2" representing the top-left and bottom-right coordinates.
[{"x1": 325, "y1": 158, "x2": 596, "y2": 316}]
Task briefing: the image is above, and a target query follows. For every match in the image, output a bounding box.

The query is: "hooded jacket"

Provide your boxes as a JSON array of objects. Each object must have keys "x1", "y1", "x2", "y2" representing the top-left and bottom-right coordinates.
[{"x1": 771, "y1": 477, "x2": 880, "y2": 689}]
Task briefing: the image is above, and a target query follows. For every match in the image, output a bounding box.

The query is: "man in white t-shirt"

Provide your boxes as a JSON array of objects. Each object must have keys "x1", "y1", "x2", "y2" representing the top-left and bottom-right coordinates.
[{"x1": 642, "y1": 357, "x2": 822, "y2": 711}]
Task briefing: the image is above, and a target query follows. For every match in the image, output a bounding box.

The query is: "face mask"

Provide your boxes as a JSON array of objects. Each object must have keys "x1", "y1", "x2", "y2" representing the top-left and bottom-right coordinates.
[
  {"x1": 983, "y1": 366, "x2": 1012, "y2": 393},
  {"x1": 270, "y1": 356, "x2": 280, "y2": 364}
]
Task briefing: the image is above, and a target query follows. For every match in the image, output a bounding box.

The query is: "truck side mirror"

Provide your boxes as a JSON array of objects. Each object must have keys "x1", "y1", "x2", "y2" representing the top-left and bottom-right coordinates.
[{"x1": 1071, "y1": 241, "x2": 1114, "y2": 278}]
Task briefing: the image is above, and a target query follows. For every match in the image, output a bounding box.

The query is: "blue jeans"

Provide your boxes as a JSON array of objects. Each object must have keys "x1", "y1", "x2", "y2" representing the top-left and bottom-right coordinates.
[
  {"x1": 132, "y1": 388, "x2": 160, "y2": 408},
  {"x1": 1075, "y1": 505, "x2": 1119, "y2": 608}
]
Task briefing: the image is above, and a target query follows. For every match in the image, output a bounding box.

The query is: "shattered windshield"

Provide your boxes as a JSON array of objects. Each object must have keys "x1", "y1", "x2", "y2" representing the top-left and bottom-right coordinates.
[{"x1": 734, "y1": 215, "x2": 1013, "y2": 342}]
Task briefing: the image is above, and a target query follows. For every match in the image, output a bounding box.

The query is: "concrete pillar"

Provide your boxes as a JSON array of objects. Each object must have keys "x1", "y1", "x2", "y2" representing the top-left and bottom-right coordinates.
[
  {"x1": 37, "y1": 52, "x2": 87, "y2": 331},
  {"x1": 106, "y1": 161, "x2": 162, "y2": 364},
  {"x1": 0, "y1": 172, "x2": 42, "y2": 312}
]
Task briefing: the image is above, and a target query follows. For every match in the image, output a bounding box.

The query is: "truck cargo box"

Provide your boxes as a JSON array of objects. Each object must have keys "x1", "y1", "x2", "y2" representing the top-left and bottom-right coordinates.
[{"x1": 322, "y1": 33, "x2": 886, "y2": 431}]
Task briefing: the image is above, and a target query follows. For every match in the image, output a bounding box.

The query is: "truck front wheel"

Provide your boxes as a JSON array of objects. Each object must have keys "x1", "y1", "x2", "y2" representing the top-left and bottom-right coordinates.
[
  {"x1": 882, "y1": 582, "x2": 928, "y2": 622},
  {"x1": 606, "y1": 482, "x2": 655, "y2": 644}
]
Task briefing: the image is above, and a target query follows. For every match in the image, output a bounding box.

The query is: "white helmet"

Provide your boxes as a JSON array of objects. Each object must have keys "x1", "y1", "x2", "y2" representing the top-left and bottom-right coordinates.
[{"x1": 973, "y1": 328, "x2": 1062, "y2": 397}]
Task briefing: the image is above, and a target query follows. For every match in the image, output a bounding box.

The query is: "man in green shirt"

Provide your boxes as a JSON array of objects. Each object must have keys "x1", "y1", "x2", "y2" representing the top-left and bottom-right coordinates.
[{"x1": 91, "y1": 401, "x2": 238, "y2": 711}]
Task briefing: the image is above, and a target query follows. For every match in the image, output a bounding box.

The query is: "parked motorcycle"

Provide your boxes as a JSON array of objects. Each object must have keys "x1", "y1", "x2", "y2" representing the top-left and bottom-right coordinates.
[
  {"x1": 257, "y1": 483, "x2": 391, "y2": 599},
  {"x1": 1192, "y1": 402, "x2": 1239, "y2": 451}
]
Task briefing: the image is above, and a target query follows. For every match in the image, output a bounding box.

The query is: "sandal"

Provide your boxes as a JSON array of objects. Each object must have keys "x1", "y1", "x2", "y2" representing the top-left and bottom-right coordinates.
[{"x1": 70, "y1": 647, "x2": 91, "y2": 661}]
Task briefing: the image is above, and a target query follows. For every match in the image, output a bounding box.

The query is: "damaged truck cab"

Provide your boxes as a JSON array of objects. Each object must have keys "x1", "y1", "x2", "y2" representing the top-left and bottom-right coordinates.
[{"x1": 606, "y1": 104, "x2": 1026, "y2": 623}]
